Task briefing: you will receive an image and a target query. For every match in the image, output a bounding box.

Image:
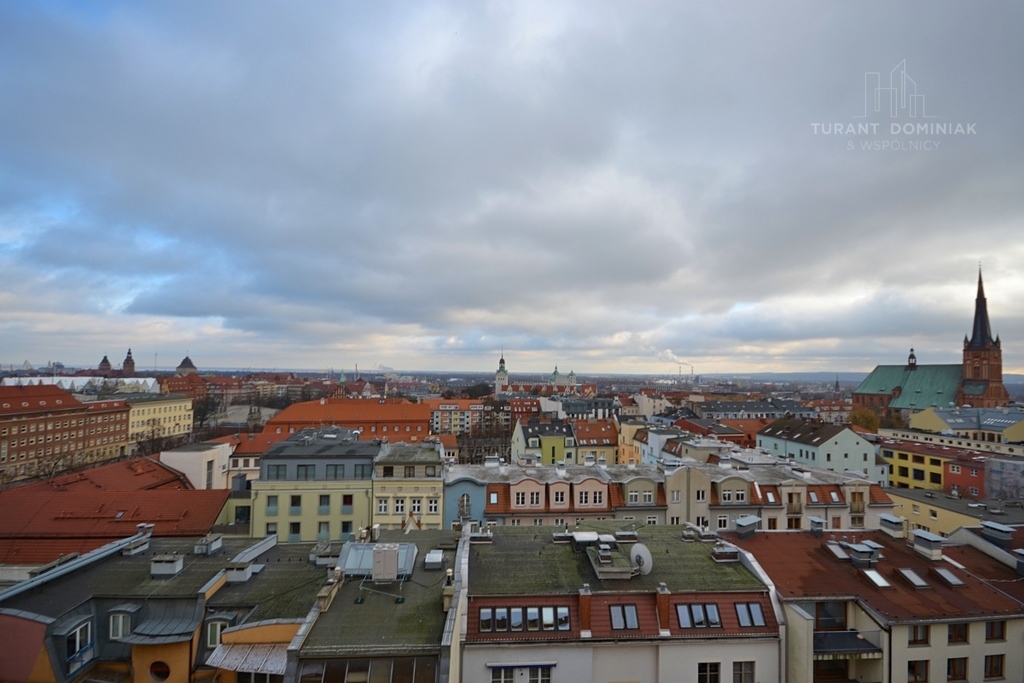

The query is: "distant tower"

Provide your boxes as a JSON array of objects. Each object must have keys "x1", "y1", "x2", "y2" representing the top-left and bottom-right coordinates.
[
  {"x1": 958, "y1": 268, "x2": 1009, "y2": 407},
  {"x1": 122, "y1": 348, "x2": 136, "y2": 377},
  {"x1": 98, "y1": 355, "x2": 112, "y2": 376},
  {"x1": 549, "y1": 366, "x2": 560, "y2": 386},
  {"x1": 176, "y1": 355, "x2": 198, "y2": 376},
  {"x1": 567, "y1": 369, "x2": 577, "y2": 392},
  {"x1": 495, "y1": 352, "x2": 508, "y2": 394}
]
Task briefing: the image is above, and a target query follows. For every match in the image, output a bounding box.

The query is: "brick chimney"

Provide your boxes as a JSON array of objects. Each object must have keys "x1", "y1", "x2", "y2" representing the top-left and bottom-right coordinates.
[
  {"x1": 656, "y1": 582, "x2": 671, "y2": 635},
  {"x1": 579, "y1": 584, "x2": 592, "y2": 638}
]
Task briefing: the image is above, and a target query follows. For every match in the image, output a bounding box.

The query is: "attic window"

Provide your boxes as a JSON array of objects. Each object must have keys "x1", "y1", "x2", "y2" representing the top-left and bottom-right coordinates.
[
  {"x1": 809, "y1": 492, "x2": 819, "y2": 504},
  {"x1": 862, "y1": 569, "x2": 892, "y2": 589},
  {"x1": 830, "y1": 491, "x2": 841, "y2": 503}
]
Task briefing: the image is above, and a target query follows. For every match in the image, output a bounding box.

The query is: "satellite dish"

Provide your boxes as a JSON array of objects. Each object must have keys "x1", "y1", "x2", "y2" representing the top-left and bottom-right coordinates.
[{"x1": 631, "y1": 543, "x2": 654, "y2": 575}]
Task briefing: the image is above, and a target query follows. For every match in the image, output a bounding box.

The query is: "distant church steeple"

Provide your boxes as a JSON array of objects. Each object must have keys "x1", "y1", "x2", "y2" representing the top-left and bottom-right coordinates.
[
  {"x1": 958, "y1": 266, "x2": 1009, "y2": 407},
  {"x1": 965, "y1": 267, "x2": 998, "y2": 350},
  {"x1": 495, "y1": 349, "x2": 509, "y2": 394}
]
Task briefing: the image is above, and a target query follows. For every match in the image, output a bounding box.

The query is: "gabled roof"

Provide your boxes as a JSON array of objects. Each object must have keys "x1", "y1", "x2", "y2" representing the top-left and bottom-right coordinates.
[
  {"x1": 10, "y1": 457, "x2": 191, "y2": 494},
  {"x1": 730, "y1": 529, "x2": 1024, "y2": 623},
  {"x1": 0, "y1": 489, "x2": 229, "y2": 540},
  {"x1": 854, "y1": 364, "x2": 962, "y2": 410},
  {"x1": 757, "y1": 418, "x2": 854, "y2": 446},
  {"x1": 266, "y1": 398, "x2": 430, "y2": 427},
  {"x1": 208, "y1": 432, "x2": 289, "y2": 455},
  {"x1": 0, "y1": 384, "x2": 83, "y2": 416}
]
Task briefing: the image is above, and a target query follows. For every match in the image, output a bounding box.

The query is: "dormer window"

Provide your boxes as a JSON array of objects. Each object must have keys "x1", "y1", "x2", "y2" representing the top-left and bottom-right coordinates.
[{"x1": 207, "y1": 620, "x2": 229, "y2": 648}]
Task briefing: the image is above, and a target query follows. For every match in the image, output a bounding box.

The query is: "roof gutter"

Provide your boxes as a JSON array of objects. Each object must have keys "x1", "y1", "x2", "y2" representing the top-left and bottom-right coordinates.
[{"x1": 0, "y1": 525, "x2": 153, "y2": 604}]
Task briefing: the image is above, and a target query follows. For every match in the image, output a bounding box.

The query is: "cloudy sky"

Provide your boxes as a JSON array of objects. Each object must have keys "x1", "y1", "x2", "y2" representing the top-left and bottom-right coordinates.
[{"x1": 2, "y1": 1, "x2": 1023, "y2": 376}]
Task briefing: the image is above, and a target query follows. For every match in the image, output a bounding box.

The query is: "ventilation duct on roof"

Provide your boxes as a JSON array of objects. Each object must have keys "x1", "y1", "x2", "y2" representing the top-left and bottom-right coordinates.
[
  {"x1": 194, "y1": 534, "x2": 223, "y2": 556},
  {"x1": 980, "y1": 520, "x2": 1014, "y2": 550},
  {"x1": 151, "y1": 554, "x2": 184, "y2": 578},
  {"x1": 911, "y1": 530, "x2": 944, "y2": 561},
  {"x1": 878, "y1": 513, "x2": 905, "y2": 539}
]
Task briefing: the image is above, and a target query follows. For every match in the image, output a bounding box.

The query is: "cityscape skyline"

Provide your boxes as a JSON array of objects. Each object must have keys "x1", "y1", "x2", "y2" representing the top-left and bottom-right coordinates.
[{"x1": 2, "y1": 2, "x2": 1023, "y2": 375}]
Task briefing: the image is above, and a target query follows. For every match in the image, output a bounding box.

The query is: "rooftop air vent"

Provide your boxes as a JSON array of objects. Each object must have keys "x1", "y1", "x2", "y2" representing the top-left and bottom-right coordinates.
[
  {"x1": 151, "y1": 554, "x2": 184, "y2": 578},
  {"x1": 194, "y1": 534, "x2": 223, "y2": 556},
  {"x1": 711, "y1": 542, "x2": 740, "y2": 563}
]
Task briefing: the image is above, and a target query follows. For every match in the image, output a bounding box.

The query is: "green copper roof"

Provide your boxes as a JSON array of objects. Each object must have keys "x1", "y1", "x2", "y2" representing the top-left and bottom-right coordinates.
[{"x1": 854, "y1": 364, "x2": 962, "y2": 410}]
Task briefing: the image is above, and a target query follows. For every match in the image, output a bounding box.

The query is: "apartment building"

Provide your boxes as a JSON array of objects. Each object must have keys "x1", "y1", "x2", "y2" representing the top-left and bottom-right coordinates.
[
  {"x1": 1, "y1": 385, "x2": 130, "y2": 483},
  {"x1": 460, "y1": 522, "x2": 780, "y2": 683},
  {"x1": 372, "y1": 441, "x2": 445, "y2": 530},
  {"x1": 444, "y1": 459, "x2": 666, "y2": 528},
  {"x1": 98, "y1": 392, "x2": 194, "y2": 452},
  {"x1": 757, "y1": 418, "x2": 886, "y2": 485},
  {"x1": 663, "y1": 460, "x2": 894, "y2": 532},
  {"x1": 730, "y1": 523, "x2": 1024, "y2": 683},
  {"x1": 250, "y1": 427, "x2": 380, "y2": 542},
  {"x1": 510, "y1": 418, "x2": 577, "y2": 465}
]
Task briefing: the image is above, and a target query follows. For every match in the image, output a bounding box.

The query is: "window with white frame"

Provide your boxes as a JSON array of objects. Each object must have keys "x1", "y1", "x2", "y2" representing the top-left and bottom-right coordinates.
[
  {"x1": 554, "y1": 490, "x2": 565, "y2": 504},
  {"x1": 109, "y1": 612, "x2": 131, "y2": 640},
  {"x1": 717, "y1": 515, "x2": 729, "y2": 529},
  {"x1": 696, "y1": 489, "x2": 707, "y2": 502},
  {"x1": 579, "y1": 491, "x2": 589, "y2": 505},
  {"x1": 515, "y1": 492, "x2": 526, "y2": 506},
  {"x1": 593, "y1": 490, "x2": 603, "y2": 505},
  {"x1": 530, "y1": 491, "x2": 541, "y2": 506},
  {"x1": 671, "y1": 490, "x2": 680, "y2": 503},
  {"x1": 428, "y1": 498, "x2": 439, "y2": 514},
  {"x1": 394, "y1": 498, "x2": 405, "y2": 514},
  {"x1": 377, "y1": 498, "x2": 388, "y2": 514},
  {"x1": 411, "y1": 498, "x2": 422, "y2": 514},
  {"x1": 643, "y1": 490, "x2": 653, "y2": 504},
  {"x1": 628, "y1": 491, "x2": 639, "y2": 504},
  {"x1": 207, "y1": 620, "x2": 228, "y2": 648},
  {"x1": 65, "y1": 621, "x2": 93, "y2": 673}
]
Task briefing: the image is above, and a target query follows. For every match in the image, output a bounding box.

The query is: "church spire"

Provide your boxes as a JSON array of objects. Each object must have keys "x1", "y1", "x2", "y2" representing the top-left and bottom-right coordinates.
[{"x1": 966, "y1": 267, "x2": 996, "y2": 350}]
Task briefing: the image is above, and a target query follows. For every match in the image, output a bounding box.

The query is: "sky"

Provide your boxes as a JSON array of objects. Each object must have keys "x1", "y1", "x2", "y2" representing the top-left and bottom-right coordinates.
[{"x1": 1, "y1": 1, "x2": 1023, "y2": 377}]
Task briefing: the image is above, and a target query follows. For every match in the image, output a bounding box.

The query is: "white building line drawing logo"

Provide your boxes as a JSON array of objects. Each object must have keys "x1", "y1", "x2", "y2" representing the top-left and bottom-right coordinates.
[{"x1": 857, "y1": 60, "x2": 936, "y2": 119}]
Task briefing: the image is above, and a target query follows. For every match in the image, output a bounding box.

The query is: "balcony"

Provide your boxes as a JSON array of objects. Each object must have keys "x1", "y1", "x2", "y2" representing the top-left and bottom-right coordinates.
[
  {"x1": 787, "y1": 504, "x2": 803, "y2": 515},
  {"x1": 266, "y1": 505, "x2": 278, "y2": 517},
  {"x1": 289, "y1": 506, "x2": 302, "y2": 516},
  {"x1": 813, "y1": 629, "x2": 883, "y2": 659},
  {"x1": 341, "y1": 505, "x2": 353, "y2": 515},
  {"x1": 850, "y1": 502, "x2": 865, "y2": 514}
]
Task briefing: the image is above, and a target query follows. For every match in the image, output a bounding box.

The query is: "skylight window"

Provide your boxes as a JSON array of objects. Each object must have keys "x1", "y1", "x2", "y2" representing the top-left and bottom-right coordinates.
[
  {"x1": 897, "y1": 568, "x2": 929, "y2": 589},
  {"x1": 736, "y1": 602, "x2": 767, "y2": 627},
  {"x1": 830, "y1": 491, "x2": 841, "y2": 503},
  {"x1": 863, "y1": 569, "x2": 892, "y2": 588},
  {"x1": 933, "y1": 567, "x2": 966, "y2": 587},
  {"x1": 610, "y1": 604, "x2": 639, "y2": 630},
  {"x1": 809, "y1": 492, "x2": 819, "y2": 503},
  {"x1": 766, "y1": 492, "x2": 776, "y2": 503}
]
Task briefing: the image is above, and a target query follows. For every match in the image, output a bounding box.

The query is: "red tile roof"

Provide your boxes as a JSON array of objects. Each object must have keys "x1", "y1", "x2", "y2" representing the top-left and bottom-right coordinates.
[
  {"x1": 729, "y1": 530, "x2": 1024, "y2": 622},
  {"x1": 266, "y1": 398, "x2": 430, "y2": 434},
  {"x1": 0, "y1": 489, "x2": 228, "y2": 542},
  {"x1": 0, "y1": 384, "x2": 83, "y2": 416},
  {"x1": 9, "y1": 457, "x2": 191, "y2": 494},
  {"x1": 208, "y1": 432, "x2": 289, "y2": 455}
]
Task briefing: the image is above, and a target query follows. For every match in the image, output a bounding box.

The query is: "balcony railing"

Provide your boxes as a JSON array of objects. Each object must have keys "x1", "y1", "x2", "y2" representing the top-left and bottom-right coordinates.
[
  {"x1": 813, "y1": 629, "x2": 883, "y2": 659},
  {"x1": 850, "y1": 502, "x2": 865, "y2": 514},
  {"x1": 787, "y1": 504, "x2": 802, "y2": 515}
]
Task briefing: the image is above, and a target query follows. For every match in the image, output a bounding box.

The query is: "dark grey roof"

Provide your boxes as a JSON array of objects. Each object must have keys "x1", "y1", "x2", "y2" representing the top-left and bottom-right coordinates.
[
  {"x1": 469, "y1": 522, "x2": 766, "y2": 596},
  {"x1": 299, "y1": 529, "x2": 459, "y2": 657}
]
